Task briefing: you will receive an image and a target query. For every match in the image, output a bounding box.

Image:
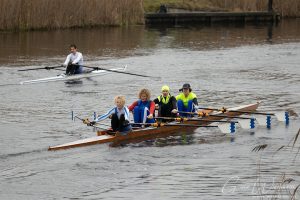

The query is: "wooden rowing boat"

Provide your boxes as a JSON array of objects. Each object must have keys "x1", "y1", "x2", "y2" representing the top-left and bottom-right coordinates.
[
  {"x1": 48, "y1": 102, "x2": 259, "y2": 151},
  {"x1": 20, "y1": 65, "x2": 127, "y2": 85}
]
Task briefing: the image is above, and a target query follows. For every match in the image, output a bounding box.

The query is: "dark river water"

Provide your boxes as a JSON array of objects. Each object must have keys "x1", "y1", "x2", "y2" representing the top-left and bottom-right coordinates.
[{"x1": 0, "y1": 19, "x2": 300, "y2": 199}]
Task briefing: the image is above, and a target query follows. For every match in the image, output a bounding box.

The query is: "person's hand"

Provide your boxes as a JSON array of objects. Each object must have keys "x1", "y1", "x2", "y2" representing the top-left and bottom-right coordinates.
[
  {"x1": 108, "y1": 114, "x2": 113, "y2": 119},
  {"x1": 147, "y1": 114, "x2": 153, "y2": 119},
  {"x1": 122, "y1": 120, "x2": 129, "y2": 126},
  {"x1": 171, "y1": 109, "x2": 178, "y2": 114},
  {"x1": 83, "y1": 118, "x2": 90, "y2": 125},
  {"x1": 83, "y1": 118, "x2": 96, "y2": 126},
  {"x1": 89, "y1": 121, "x2": 96, "y2": 126}
]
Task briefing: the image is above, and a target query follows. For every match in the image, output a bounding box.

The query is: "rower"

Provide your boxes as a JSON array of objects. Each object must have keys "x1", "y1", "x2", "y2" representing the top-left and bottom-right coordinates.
[
  {"x1": 89, "y1": 96, "x2": 132, "y2": 133},
  {"x1": 153, "y1": 85, "x2": 177, "y2": 121},
  {"x1": 176, "y1": 83, "x2": 198, "y2": 117},
  {"x1": 128, "y1": 88, "x2": 155, "y2": 125},
  {"x1": 63, "y1": 44, "x2": 83, "y2": 75}
]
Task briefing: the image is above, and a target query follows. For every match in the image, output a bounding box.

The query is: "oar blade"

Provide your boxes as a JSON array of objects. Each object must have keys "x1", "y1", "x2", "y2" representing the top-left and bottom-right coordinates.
[
  {"x1": 274, "y1": 112, "x2": 289, "y2": 123},
  {"x1": 217, "y1": 122, "x2": 236, "y2": 134},
  {"x1": 255, "y1": 115, "x2": 272, "y2": 128},
  {"x1": 238, "y1": 118, "x2": 256, "y2": 129}
]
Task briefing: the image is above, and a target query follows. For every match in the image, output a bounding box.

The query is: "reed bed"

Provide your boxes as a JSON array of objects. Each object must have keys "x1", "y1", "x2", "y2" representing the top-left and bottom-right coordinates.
[{"x1": 0, "y1": 0, "x2": 144, "y2": 30}]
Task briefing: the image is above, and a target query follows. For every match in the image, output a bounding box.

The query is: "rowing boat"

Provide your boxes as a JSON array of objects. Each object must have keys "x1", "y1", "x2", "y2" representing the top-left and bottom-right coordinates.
[
  {"x1": 48, "y1": 102, "x2": 260, "y2": 151},
  {"x1": 20, "y1": 65, "x2": 127, "y2": 85}
]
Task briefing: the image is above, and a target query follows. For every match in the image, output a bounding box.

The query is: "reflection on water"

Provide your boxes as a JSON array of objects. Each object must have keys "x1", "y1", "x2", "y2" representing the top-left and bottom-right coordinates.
[{"x1": 0, "y1": 19, "x2": 299, "y2": 66}]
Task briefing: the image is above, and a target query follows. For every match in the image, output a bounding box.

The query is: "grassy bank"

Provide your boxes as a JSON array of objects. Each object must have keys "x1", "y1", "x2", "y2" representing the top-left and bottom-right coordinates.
[
  {"x1": 144, "y1": 0, "x2": 300, "y2": 17},
  {"x1": 0, "y1": 0, "x2": 144, "y2": 31}
]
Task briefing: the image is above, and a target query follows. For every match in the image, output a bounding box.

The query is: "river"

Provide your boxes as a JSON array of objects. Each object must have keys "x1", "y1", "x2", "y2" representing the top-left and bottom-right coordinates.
[{"x1": 0, "y1": 19, "x2": 300, "y2": 200}]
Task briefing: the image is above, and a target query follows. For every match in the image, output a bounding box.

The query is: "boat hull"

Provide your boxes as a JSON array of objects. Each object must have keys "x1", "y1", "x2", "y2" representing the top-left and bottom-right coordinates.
[
  {"x1": 20, "y1": 66, "x2": 126, "y2": 85},
  {"x1": 48, "y1": 102, "x2": 259, "y2": 150}
]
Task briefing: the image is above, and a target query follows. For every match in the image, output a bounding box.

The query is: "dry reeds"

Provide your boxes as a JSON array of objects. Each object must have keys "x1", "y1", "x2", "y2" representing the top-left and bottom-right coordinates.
[{"x1": 0, "y1": 0, "x2": 144, "y2": 30}]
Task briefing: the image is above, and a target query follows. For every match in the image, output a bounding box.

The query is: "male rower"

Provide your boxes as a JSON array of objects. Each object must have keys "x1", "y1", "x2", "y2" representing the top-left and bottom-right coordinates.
[{"x1": 63, "y1": 44, "x2": 83, "y2": 75}]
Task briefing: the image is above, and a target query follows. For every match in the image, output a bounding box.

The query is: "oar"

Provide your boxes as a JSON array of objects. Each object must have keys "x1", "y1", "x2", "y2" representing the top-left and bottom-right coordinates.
[
  {"x1": 130, "y1": 122, "x2": 218, "y2": 128},
  {"x1": 154, "y1": 116, "x2": 238, "y2": 123},
  {"x1": 177, "y1": 111, "x2": 253, "y2": 119},
  {"x1": 74, "y1": 116, "x2": 110, "y2": 129},
  {"x1": 198, "y1": 106, "x2": 289, "y2": 123},
  {"x1": 154, "y1": 116, "x2": 257, "y2": 130},
  {"x1": 177, "y1": 111, "x2": 258, "y2": 129},
  {"x1": 199, "y1": 106, "x2": 273, "y2": 115},
  {"x1": 130, "y1": 122, "x2": 236, "y2": 134},
  {"x1": 75, "y1": 64, "x2": 161, "y2": 79},
  {"x1": 18, "y1": 65, "x2": 64, "y2": 71}
]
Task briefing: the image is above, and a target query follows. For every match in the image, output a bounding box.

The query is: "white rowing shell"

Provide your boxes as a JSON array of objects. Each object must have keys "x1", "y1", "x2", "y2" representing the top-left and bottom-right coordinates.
[{"x1": 20, "y1": 65, "x2": 127, "y2": 85}]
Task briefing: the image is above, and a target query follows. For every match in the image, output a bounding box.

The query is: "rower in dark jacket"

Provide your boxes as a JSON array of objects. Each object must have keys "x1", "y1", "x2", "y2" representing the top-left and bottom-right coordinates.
[{"x1": 153, "y1": 85, "x2": 178, "y2": 121}]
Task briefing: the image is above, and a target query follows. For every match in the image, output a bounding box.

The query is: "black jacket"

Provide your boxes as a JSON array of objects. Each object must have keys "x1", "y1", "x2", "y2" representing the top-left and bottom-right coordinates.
[{"x1": 153, "y1": 95, "x2": 177, "y2": 117}]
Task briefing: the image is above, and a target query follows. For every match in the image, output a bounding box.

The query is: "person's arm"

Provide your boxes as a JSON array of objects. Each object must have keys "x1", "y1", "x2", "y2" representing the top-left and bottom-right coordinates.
[
  {"x1": 94, "y1": 107, "x2": 115, "y2": 122},
  {"x1": 149, "y1": 101, "x2": 155, "y2": 115},
  {"x1": 72, "y1": 52, "x2": 83, "y2": 64},
  {"x1": 124, "y1": 107, "x2": 131, "y2": 121},
  {"x1": 63, "y1": 54, "x2": 71, "y2": 66},
  {"x1": 192, "y1": 98, "x2": 198, "y2": 106},
  {"x1": 154, "y1": 98, "x2": 160, "y2": 104},
  {"x1": 171, "y1": 96, "x2": 178, "y2": 113},
  {"x1": 171, "y1": 96, "x2": 177, "y2": 109},
  {"x1": 153, "y1": 98, "x2": 159, "y2": 110},
  {"x1": 128, "y1": 101, "x2": 138, "y2": 111},
  {"x1": 193, "y1": 98, "x2": 199, "y2": 110}
]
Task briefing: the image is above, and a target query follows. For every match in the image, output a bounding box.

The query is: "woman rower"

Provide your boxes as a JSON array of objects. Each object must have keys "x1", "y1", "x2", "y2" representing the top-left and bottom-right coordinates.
[
  {"x1": 176, "y1": 83, "x2": 198, "y2": 117},
  {"x1": 128, "y1": 88, "x2": 155, "y2": 125},
  {"x1": 153, "y1": 85, "x2": 177, "y2": 121},
  {"x1": 89, "y1": 96, "x2": 132, "y2": 133}
]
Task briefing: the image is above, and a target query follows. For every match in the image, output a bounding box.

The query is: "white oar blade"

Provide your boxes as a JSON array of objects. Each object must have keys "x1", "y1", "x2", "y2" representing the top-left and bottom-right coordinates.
[
  {"x1": 256, "y1": 116, "x2": 267, "y2": 126},
  {"x1": 255, "y1": 115, "x2": 272, "y2": 128},
  {"x1": 238, "y1": 119, "x2": 255, "y2": 129},
  {"x1": 274, "y1": 112, "x2": 289, "y2": 123},
  {"x1": 218, "y1": 123, "x2": 236, "y2": 134}
]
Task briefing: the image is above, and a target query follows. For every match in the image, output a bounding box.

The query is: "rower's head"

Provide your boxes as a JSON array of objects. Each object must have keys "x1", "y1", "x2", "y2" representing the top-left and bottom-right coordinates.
[
  {"x1": 69, "y1": 44, "x2": 77, "y2": 54},
  {"x1": 161, "y1": 85, "x2": 170, "y2": 97},
  {"x1": 179, "y1": 83, "x2": 192, "y2": 96},
  {"x1": 139, "y1": 88, "x2": 151, "y2": 101},
  {"x1": 114, "y1": 95, "x2": 126, "y2": 109}
]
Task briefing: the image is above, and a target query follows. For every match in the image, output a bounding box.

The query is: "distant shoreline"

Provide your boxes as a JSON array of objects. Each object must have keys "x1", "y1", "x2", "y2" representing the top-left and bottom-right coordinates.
[{"x1": 0, "y1": 0, "x2": 299, "y2": 31}]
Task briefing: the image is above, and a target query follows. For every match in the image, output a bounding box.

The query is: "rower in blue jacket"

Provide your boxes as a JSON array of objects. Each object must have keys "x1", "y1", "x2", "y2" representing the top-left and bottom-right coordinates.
[{"x1": 90, "y1": 96, "x2": 132, "y2": 133}]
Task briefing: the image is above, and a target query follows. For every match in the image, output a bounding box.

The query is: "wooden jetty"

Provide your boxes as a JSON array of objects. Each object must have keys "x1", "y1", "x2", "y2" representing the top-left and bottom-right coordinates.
[
  {"x1": 145, "y1": 11, "x2": 281, "y2": 25},
  {"x1": 145, "y1": 0, "x2": 280, "y2": 25}
]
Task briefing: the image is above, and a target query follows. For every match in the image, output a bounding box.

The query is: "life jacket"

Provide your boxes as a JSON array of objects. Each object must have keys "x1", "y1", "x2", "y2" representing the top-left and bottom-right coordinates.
[
  {"x1": 114, "y1": 107, "x2": 131, "y2": 129},
  {"x1": 157, "y1": 94, "x2": 171, "y2": 104},
  {"x1": 137, "y1": 100, "x2": 151, "y2": 110},
  {"x1": 114, "y1": 107, "x2": 120, "y2": 118},
  {"x1": 176, "y1": 92, "x2": 197, "y2": 108}
]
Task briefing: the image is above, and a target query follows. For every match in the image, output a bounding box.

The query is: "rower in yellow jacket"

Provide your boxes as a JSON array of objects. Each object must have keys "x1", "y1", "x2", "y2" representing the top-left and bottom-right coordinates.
[
  {"x1": 176, "y1": 83, "x2": 198, "y2": 117},
  {"x1": 153, "y1": 85, "x2": 177, "y2": 119}
]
